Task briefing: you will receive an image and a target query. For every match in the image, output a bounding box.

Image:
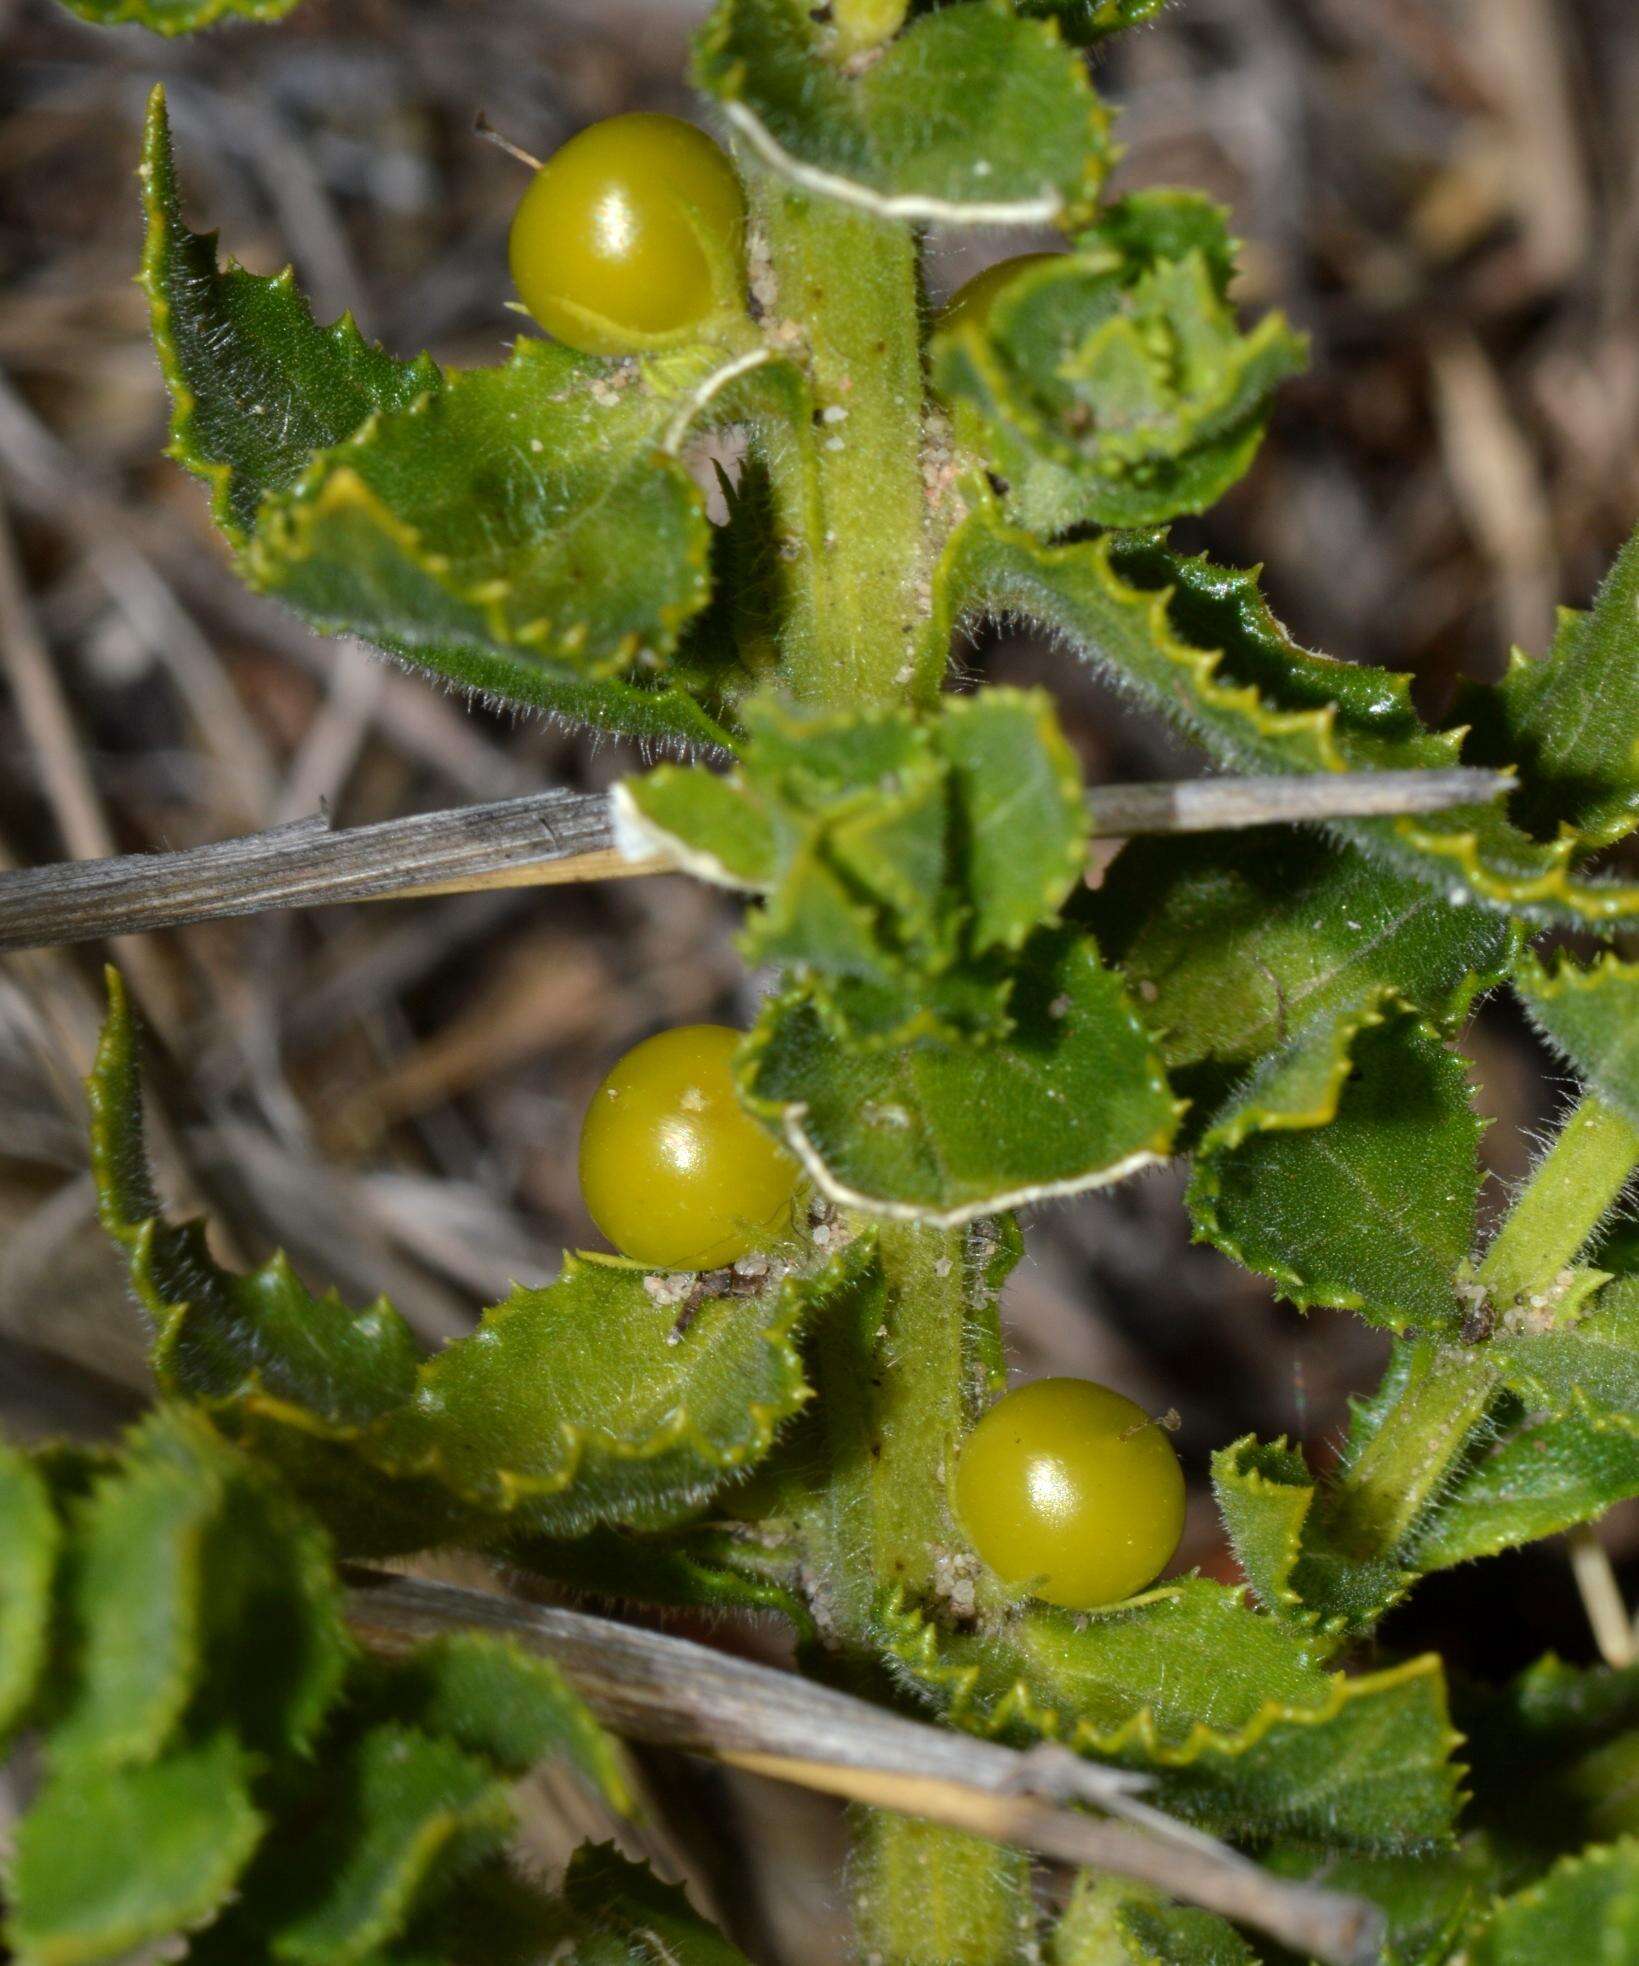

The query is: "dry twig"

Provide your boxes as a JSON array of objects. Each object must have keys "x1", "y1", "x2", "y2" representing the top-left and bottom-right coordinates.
[
  {"x1": 0, "y1": 768, "x2": 1511, "y2": 954},
  {"x1": 1567, "y1": 1523, "x2": 1636, "y2": 1670},
  {"x1": 344, "y1": 1567, "x2": 1383, "y2": 1966}
]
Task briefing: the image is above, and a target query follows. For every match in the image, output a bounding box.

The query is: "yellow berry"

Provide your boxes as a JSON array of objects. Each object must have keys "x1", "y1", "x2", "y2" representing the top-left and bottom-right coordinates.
[
  {"x1": 954, "y1": 1378, "x2": 1184, "y2": 1610},
  {"x1": 508, "y1": 112, "x2": 745, "y2": 355},
  {"x1": 578, "y1": 1025, "x2": 801, "y2": 1270}
]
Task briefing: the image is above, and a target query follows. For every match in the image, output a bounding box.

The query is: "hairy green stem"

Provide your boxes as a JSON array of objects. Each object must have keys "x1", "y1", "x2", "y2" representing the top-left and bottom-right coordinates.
[
  {"x1": 745, "y1": 161, "x2": 1026, "y2": 1959},
  {"x1": 795, "y1": 1220, "x2": 982, "y2": 1637},
  {"x1": 1473, "y1": 1093, "x2": 1639, "y2": 1307},
  {"x1": 792, "y1": 1211, "x2": 1022, "y2": 1962},
  {"x1": 817, "y1": 1221, "x2": 1030, "y2": 1960},
  {"x1": 868, "y1": 1221, "x2": 974, "y2": 1593},
  {"x1": 1328, "y1": 1342, "x2": 1497, "y2": 1561},
  {"x1": 1332, "y1": 1091, "x2": 1639, "y2": 1562},
  {"x1": 853, "y1": 1812, "x2": 1036, "y2": 1966},
  {"x1": 748, "y1": 175, "x2": 930, "y2": 710}
]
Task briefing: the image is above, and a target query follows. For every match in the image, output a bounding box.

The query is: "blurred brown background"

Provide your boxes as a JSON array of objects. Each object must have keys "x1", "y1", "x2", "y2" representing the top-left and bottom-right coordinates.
[{"x1": 2, "y1": 0, "x2": 1637, "y2": 1952}]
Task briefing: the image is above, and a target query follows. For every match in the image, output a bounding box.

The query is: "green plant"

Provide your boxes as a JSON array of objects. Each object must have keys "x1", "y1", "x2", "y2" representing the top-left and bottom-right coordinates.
[
  {"x1": 3, "y1": 0, "x2": 1639, "y2": 1958},
  {"x1": 48, "y1": 0, "x2": 299, "y2": 34}
]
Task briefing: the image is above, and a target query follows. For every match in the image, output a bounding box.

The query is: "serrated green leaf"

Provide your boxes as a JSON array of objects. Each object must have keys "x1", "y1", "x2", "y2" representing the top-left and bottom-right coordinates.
[
  {"x1": 939, "y1": 688, "x2": 1088, "y2": 953},
  {"x1": 1154, "y1": 1655, "x2": 1463, "y2": 1854},
  {"x1": 51, "y1": 1406, "x2": 347, "y2": 1770},
  {"x1": 694, "y1": 0, "x2": 1110, "y2": 222},
  {"x1": 369, "y1": 1237, "x2": 870, "y2": 1537},
  {"x1": 1397, "y1": 1277, "x2": 1639, "y2": 1559},
  {"x1": 1089, "y1": 829, "x2": 1516, "y2": 1118},
  {"x1": 353, "y1": 1631, "x2": 631, "y2": 1804},
  {"x1": 50, "y1": 1438, "x2": 214, "y2": 1768},
  {"x1": 1270, "y1": 1661, "x2": 1639, "y2": 1960},
  {"x1": 91, "y1": 970, "x2": 423, "y2": 1426},
  {"x1": 939, "y1": 504, "x2": 1639, "y2": 924},
  {"x1": 627, "y1": 688, "x2": 1087, "y2": 970},
  {"x1": 876, "y1": 1582, "x2": 1461, "y2": 1846},
  {"x1": 140, "y1": 92, "x2": 733, "y2": 749},
  {"x1": 1413, "y1": 1408, "x2": 1639, "y2": 1570},
  {"x1": 741, "y1": 925, "x2": 1179, "y2": 1222},
  {"x1": 182, "y1": 1430, "x2": 349, "y2": 1759},
  {"x1": 940, "y1": 500, "x2": 1449, "y2": 774},
  {"x1": 196, "y1": 1724, "x2": 513, "y2": 1966},
  {"x1": 1461, "y1": 1654, "x2": 1639, "y2": 1870},
  {"x1": 832, "y1": 762, "x2": 969, "y2": 959},
  {"x1": 245, "y1": 338, "x2": 714, "y2": 698},
  {"x1": 935, "y1": 193, "x2": 1306, "y2": 529},
  {"x1": 1303, "y1": 1280, "x2": 1639, "y2": 1585},
  {"x1": 1219, "y1": 1316, "x2": 1639, "y2": 1625},
  {"x1": 506, "y1": 1511, "x2": 814, "y2": 1630},
  {"x1": 883, "y1": 1575, "x2": 1345, "y2": 1755},
  {"x1": 1515, "y1": 949, "x2": 1639, "y2": 1128},
  {"x1": 91, "y1": 970, "x2": 860, "y2": 1547},
  {"x1": 411, "y1": 652, "x2": 738, "y2": 751},
  {"x1": 743, "y1": 692, "x2": 930, "y2": 795},
  {"x1": 6, "y1": 1731, "x2": 263, "y2": 1966},
  {"x1": 1211, "y1": 1436, "x2": 1411, "y2": 1640},
  {"x1": 619, "y1": 765, "x2": 780, "y2": 890},
  {"x1": 559, "y1": 1845, "x2": 752, "y2": 1964},
  {"x1": 1052, "y1": 1873, "x2": 1255, "y2": 1965},
  {"x1": 764, "y1": 752, "x2": 957, "y2": 975},
  {"x1": 91, "y1": 967, "x2": 467, "y2": 1553},
  {"x1": 64, "y1": 0, "x2": 298, "y2": 32},
  {"x1": 1261, "y1": 1841, "x2": 1502, "y2": 1966},
  {"x1": 140, "y1": 89, "x2": 437, "y2": 546},
  {"x1": 1460, "y1": 524, "x2": 1639, "y2": 851},
  {"x1": 0, "y1": 1445, "x2": 57, "y2": 1748},
  {"x1": 1491, "y1": 1275, "x2": 1639, "y2": 1431},
  {"x1": 627, "y1": 689, "x2": 1152, "y2": 1223},
  {"x1": 1472, "y1": 1839, "x2": 1639, "y2": 1966},
  {"x1": 1187, "y1": 1005, "x2": 1482, "y2": 1336},
  {"x1": 1021, "y1": 0, "x2": 1167, "y2": 46}
]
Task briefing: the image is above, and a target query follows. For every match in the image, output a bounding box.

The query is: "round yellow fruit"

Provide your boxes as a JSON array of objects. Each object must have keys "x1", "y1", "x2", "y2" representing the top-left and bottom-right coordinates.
[
  {"x1": 508, "y1": 112, "x2": 745, "y2": 355},
  {"x1": 954, "y1": 1377, "x2": 1184, "y2": 1610},
  {"x1": 578, "y1": 1024, "x2": 801, "y2": 1270}
]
